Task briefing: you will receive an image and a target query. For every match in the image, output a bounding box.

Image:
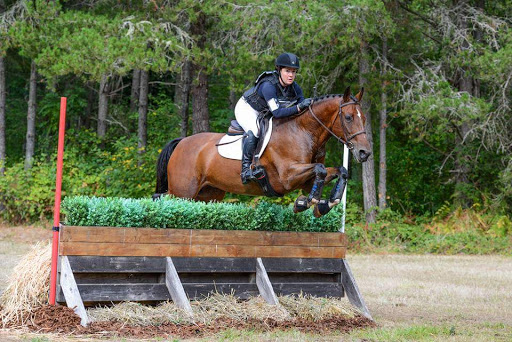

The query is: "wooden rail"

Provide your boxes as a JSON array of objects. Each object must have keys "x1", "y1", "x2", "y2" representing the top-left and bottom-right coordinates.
[{"x1": 59, "y1": 226, "x2": 347, "y2": 258}]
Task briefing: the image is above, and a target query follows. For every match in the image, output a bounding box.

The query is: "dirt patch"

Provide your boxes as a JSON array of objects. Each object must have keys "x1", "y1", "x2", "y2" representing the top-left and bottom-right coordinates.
[
  {"x1": 0, "y1": 224, "x2": 52, "y2": 244},
  {"x1": 13, "y1": 304, "x2": 374, "y2": 339}
]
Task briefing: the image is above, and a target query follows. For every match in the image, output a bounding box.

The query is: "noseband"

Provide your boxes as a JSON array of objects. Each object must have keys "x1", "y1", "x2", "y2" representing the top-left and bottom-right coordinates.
[{"x1": 307, "y1": 97, "x2": 367, "y2": 150}]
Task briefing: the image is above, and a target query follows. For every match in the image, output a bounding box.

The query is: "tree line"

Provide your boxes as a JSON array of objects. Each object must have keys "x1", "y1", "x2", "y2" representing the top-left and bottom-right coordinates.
[{"x1": 0, "y1": 0, "x2": 511, "y2": 223}]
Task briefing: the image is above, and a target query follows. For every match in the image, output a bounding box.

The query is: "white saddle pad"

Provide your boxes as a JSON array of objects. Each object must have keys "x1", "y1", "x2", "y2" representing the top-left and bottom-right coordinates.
[{"x1": 217, "y1": 119, "x2": 273, "y2": 160}]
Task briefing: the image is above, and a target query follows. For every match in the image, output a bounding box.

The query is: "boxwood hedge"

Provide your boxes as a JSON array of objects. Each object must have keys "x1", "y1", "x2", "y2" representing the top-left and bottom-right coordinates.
[{"x1": 61, "y1": 196, "x2": 344, "y2": 232}]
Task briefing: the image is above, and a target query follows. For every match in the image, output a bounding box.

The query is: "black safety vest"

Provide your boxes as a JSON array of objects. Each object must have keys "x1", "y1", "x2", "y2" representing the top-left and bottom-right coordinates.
[{"x1": 243, "y1": 71, "x2": 299, "y2": 112}]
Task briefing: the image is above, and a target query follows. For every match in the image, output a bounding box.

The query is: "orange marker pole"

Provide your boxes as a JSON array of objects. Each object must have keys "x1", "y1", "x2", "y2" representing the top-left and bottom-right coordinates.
[{"x1": 49, "y1": 97, "x2": 66, "y2": 305}]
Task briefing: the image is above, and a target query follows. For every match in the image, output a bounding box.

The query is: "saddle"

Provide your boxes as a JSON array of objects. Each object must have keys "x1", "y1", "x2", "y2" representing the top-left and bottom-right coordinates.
[{"x1": 226, "y1": 115, "x2": 282, "y2": 197}]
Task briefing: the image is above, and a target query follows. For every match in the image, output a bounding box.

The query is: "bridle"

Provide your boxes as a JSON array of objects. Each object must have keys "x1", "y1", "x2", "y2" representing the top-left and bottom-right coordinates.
[{"x1": 307, "y1": 96, "x2": 367, "y2": 150}]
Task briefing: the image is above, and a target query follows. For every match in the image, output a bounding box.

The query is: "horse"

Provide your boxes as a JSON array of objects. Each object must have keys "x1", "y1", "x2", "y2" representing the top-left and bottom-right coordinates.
[{"x1": 154, "y1": 86, "x2": 371, "y2": 217}]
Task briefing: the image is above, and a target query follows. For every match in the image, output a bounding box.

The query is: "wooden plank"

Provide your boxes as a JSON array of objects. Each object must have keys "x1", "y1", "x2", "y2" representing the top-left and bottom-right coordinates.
[
  {"x1": 173, "y1": 257, "x2": 256, "y2": 273},
  {"x1": 179, "y1": 273, "x2": 256, "y2": 283},
  {"x1": 60, "y1": 242, "x2": 345, "y2": 258},
  {"x1": 73, "y1": 273, "x2": 162, "y2": 284},
  {"x1": 57, "y1": 282, "x2": 345, "y2": 304},
  {"x1": 58, "y1": 284, "x2": 261, "y2": 302},
  {"x1": 60, "y1": 227, "x2": 191, "y2": 245},
  {"x1": 69, "y1": 284, "x2": 172, "y2": 302},
  {"x1": 62, "y1": 256, "x2": 345, "y2": 273},
  {"x1": 262, "y1": 258, "x2": 343, "y2": 273},
  {"x1": 66, "y1": 256, "x2": 259, "y2": 273},
  {"x1": 182, "y1": 284, "x2": 260, "y2": 300},
  {"x1": 60, "y1": 226, "x2": 347, "y2": 247},
  {"x1": 267, "y1": 273, "x2": 340, "y2": 283},
  {"x1": 272, "y1": 283, "x2": 344, "y2": 297},
  {"x1": 256, "y1": 258, "x2": 279, "y2": 305},
  {"x1": 59, "y1": 256, "x2": 88, "y2": 326},
  {"x1": 341, "y1": 259, "x2": 372, "y2": 320},
  {"x1": 65, "y1": 256, "x2": 166, "y2": 273},
  {"x1": 165, "y1": 257, "x2": 193, "y2": 316}
]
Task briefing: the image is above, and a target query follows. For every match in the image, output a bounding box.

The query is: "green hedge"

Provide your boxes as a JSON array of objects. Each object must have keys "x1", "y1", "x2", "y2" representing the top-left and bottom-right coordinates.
[{"x1": 61, "y1": 196, "x2": 344, "y2": 232}]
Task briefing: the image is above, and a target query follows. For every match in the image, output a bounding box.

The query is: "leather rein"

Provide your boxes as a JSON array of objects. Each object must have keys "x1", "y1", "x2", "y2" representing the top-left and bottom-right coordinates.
[{"x1": 307, "y1": 97, "x2": 366, "y2": 150}]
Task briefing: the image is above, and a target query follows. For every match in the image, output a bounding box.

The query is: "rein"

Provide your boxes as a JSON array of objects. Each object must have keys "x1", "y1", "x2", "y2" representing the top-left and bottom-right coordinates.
[{"x1": 307, "y1": 98, "x2": 366, "y2": 150}]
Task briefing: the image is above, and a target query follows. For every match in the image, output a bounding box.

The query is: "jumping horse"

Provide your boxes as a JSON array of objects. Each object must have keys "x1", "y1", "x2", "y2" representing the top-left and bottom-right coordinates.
[{"x1": 154, "y1": 86, "x2": 371, "y2": 217}]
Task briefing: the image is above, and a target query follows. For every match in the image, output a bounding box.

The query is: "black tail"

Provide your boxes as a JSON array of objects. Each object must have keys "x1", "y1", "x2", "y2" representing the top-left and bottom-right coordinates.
[{"x1": 155, "y1": 138, "x2": 184, "y2": 194}]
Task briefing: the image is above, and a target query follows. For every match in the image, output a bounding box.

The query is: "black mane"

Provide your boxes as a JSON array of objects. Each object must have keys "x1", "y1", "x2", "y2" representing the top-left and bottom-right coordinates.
[{"x1": 313, "y1": 94, "x2": 342, "y2": 102}]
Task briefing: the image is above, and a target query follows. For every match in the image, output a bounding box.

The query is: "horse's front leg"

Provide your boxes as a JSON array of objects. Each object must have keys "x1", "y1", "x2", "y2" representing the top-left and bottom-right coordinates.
[
  {"x1": 277, "y1": 162, "x2": 326, "y2": 212},
  {"x1": 314, "y1": 166, "x2": 348, "y2": 217}
]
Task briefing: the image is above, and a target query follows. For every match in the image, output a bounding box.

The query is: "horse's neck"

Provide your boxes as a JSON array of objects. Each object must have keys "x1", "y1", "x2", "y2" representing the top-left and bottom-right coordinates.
[{"x1": 295, "y1": 99, "x2": 339, "y2": 148}]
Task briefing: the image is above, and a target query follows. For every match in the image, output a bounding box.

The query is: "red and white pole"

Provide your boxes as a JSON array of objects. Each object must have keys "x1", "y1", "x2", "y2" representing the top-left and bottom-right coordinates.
[{"x1": 49, "y1": 97, "x2": 66, "y2": 305}]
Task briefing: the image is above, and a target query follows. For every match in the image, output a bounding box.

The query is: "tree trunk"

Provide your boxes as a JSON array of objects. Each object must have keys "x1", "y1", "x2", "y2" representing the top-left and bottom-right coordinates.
[
  {"x1": 190, "y1": 12, "x2": 209, "y2": 134},
  {"x1": 24, "y1": 61, "x2": 37, "y2": 170},
  {"x1": 378, "y1": 38, "x2": 388, "y2": 210},
  {"x1": 130, "y1": 68, "x2": 141, "y2": 113},
  {"x1": 453, "y1": 0, "x2": 475, "y2": 208},
  {"x1": 0, "y1": 56, "x2": 5, "y2": 175},
  {"x1": 97, "y1": 75, "x2": 109, "y2": 139},
  {"x1": 138, "y1": 69, "x2": 149, "y2": 158},
  {"x1": 229, "y1": 89, "x2": 237, "y2": 110},
  {"x1": 359, "y1": 40, "x2": 377, "y2": 223},
  {"x1": 191, "y1": 66, "x2": 209, "y2": 134},
  {"x1": 176, "y1": 60, "x2": 191, "y2": 137}
]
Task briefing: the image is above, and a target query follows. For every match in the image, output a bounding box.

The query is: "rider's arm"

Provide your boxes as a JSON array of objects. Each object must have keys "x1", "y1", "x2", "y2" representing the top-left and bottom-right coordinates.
[{"x1": 259, "y1": 82, "x2": 299, "y2": 118}]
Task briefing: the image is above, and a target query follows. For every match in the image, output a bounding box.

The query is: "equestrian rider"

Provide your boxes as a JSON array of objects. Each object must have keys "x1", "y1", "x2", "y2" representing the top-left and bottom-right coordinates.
[{"x1": 235, "y1": 52, "x2": 312, "y2": 184}]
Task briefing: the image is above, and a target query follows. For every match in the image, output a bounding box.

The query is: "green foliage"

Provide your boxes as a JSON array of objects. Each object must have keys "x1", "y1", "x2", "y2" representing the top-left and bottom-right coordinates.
[
  {"x1": 61, "y1": 196, "x2": 345, "y2": 233},
  {"x1": 345, "y1": 206, "x2": 512, "y2": 255}
]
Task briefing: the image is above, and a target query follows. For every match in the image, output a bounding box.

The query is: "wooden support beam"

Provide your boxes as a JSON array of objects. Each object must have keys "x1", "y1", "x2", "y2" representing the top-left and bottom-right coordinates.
[
  {"x1": 59, "y1": 256, "x2": 88, "y2": 326},
  {"x1": 165, "y1": 257, "x2": 194, "y2": 317},
  {"x1": 340, "y1": 259, "x2": 372, "y2": 320},
  {"x1": 255, "y1": 258, "x2": 279, "y2": 305}
]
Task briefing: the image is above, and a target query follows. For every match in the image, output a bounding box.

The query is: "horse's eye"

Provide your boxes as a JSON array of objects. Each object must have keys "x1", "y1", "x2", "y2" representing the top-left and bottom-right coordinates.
[{"x1": 345, "y1": 114, "x2": 352, "y2": 122}]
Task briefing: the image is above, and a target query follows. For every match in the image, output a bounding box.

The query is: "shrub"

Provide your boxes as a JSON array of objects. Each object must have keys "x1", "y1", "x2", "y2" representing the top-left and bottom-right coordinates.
[{"x1": 61, "y1": 196, "x2": 343, "y2": 232}]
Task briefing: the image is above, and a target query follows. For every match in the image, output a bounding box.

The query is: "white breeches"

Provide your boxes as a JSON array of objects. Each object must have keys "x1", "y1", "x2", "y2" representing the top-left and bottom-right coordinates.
[{"x1": 234, "y1": 97, "x2": 260, "y2": 138}]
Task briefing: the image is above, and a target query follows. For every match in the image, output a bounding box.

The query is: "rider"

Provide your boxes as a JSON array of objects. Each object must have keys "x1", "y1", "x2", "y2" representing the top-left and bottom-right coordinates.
[{"x1": 235, "y1": 52, "x2": 312, "y2": 184}]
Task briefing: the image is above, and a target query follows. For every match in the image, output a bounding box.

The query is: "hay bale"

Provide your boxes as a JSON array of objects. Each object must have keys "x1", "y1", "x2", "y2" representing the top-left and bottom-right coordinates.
[
  {"x1": 88, "y1": 301, "x2": 190, "y2": 326},
  {"x1": 279, "y1": 294, "x2": 358, "y2": 321},
  {"x1": 0, "y1": 242, "x2": 51, "y2": 327}
]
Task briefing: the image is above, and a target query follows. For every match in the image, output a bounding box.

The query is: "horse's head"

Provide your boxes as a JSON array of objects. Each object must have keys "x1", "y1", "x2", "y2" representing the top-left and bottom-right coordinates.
[{"x1": 329, "y1": 86, "x2": 371, "y2": 162}]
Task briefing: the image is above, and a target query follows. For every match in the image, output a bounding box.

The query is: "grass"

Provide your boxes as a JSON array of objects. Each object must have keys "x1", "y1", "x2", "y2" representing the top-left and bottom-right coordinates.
[{"x1": 0, "y1": 226, "x2": 511, "y2": 341}]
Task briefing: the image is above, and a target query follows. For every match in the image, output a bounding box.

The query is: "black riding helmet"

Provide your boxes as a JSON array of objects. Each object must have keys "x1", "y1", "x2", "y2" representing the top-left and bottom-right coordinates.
[{"x1": 275, "y1": 52, "x2": 300, "y2": 69}]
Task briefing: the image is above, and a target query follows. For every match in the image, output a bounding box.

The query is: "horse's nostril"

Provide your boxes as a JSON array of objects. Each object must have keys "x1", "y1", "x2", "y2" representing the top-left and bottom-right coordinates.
[{"x1": 359, "y1": 150, "x2": 370, "y2": 161}]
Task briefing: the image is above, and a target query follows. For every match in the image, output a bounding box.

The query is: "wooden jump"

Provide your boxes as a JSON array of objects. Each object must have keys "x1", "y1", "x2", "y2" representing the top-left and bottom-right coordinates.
[{"x1": 57, "y1": 225, "x2": 371, "y2": 326}]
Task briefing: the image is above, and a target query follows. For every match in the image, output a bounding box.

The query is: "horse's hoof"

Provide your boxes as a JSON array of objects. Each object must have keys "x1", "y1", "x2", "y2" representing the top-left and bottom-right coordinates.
[
  {"x1": 293, "y1": 195, "x2": 309, "y2": 213},
  {"x1": 313, "y1": 199, "x2": 332, "y2": 218}
]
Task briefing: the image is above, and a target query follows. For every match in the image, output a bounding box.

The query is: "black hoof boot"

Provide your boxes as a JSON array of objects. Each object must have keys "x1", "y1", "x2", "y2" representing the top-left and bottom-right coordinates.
[
  {"x1": 293, "y1": 195, "x2": 309, "y2": 213},
  {"x1": 313, "y1": 199, "x2": 332, "y2": 218}
]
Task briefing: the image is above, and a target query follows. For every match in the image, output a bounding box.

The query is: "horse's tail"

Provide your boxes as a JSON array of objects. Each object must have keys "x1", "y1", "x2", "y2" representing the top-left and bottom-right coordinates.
[{"x1": 155, "y1": 138, "x2": 184, "y2": 194}]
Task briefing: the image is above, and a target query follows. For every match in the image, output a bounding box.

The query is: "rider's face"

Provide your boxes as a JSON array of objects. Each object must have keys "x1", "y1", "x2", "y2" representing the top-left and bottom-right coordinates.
[{"x1": 279, "y1": 67, "x2": 298, "y2": 86}]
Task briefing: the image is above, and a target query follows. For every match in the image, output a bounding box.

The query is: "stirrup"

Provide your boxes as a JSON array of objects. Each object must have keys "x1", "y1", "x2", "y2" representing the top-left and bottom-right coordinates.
[{"x1": 241, "y1": 168, "x2": 256, "y2": 184}]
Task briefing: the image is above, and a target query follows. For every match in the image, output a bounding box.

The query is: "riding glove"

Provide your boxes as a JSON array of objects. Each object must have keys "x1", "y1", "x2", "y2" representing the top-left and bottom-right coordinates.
[{"x1": 297, "y1": 98, "x2": 312, "y2": 111}]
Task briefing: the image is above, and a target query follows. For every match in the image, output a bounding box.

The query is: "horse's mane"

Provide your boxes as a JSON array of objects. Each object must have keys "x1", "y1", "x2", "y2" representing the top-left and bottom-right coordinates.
[{"x1": 312, "y1": 94, "x2": 342, "y2": 102}]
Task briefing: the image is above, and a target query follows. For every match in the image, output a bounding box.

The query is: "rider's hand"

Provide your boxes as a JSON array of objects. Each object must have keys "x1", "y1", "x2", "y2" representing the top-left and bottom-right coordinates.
[{"x1": 297, "y1": 98, "x2": 312, "y2": 112}]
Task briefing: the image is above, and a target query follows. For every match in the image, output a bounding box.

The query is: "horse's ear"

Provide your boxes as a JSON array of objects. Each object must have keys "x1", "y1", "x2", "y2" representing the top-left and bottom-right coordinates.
[
  {"x1": 343, "y1": 86, "x2": 351, "y2": 102},
  {"x1": 355, "y1": 87, "x2": 364, "y2": 102}
]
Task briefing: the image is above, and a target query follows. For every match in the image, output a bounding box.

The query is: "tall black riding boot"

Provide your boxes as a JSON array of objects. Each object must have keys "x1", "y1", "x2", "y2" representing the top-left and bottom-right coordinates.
[{"x1": 240, "y1": 130, "x2": 259, "y2": 184}]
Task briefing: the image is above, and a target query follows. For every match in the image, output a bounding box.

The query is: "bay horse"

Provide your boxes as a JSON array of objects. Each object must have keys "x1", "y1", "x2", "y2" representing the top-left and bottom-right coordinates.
[{"x1": 154, "y1": 86, "x2": 371, "y2": 217}]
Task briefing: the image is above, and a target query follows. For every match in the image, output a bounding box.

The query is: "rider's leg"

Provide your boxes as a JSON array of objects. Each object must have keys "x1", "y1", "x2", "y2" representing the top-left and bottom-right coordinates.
[
  {"x1": 234, "y1": 97, "x2": 260, "y2": 184},
  {"x1": 241, "y1": 130, "x2": 259, "y2": 184}
]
